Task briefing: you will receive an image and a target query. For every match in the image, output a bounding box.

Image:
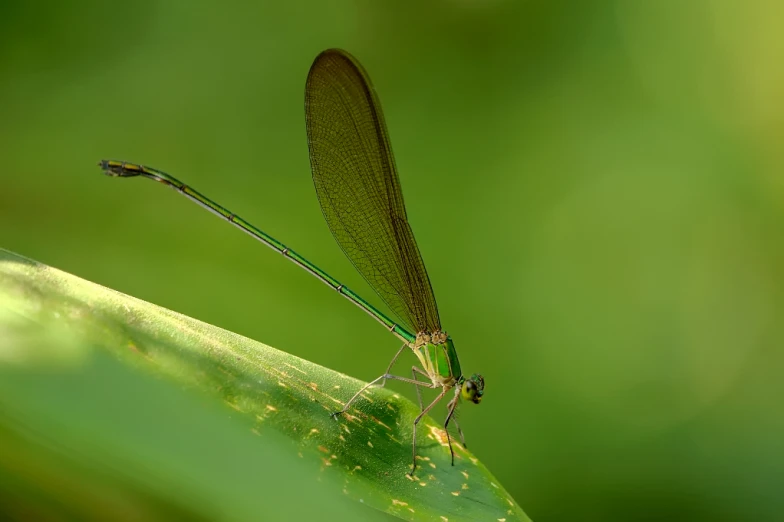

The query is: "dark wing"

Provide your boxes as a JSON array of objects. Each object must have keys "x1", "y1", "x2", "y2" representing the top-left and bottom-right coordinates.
[{"x1": 305, "y1": 49, "x2": 440, "y2": 333}]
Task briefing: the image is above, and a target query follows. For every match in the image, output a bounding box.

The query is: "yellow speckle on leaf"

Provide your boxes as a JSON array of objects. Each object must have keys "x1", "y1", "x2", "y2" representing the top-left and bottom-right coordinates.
[
  {"x1": 367, "y1": 440, "x2": 373, "y2": 448},
  {"x1": 419, "y1": 482, "x2": 426, "y2": 487},
  {"x1": 308, "y1": 428, "x2": 319, "y2": 436},
  {"x1": 277, "y1": 381, "x2": 288, "y2": 388},
  {"x1": 282, "y1": 362, "x2": 306, "y2": 374},
  {"x1": 265, "y1": 405, "x2": 278, "y2": 413},
  {"x1": 392, "y1": 499, "x2": 408, "y2": 507},
  {"x1": 429, "y1": 462, "x2": 436, "y2": 469},
  {"x1": 498, "y1": 519, "x2": 506, "y2": 522},
  {"x1": 318, "y1": 445, "x2": 329, "y2": 453},
  {"x1": 440, "y1": 517, "x2": 449, "y2": 522},
  {"x1": 461, "y1": 470, "x2": 469, "y2": 479},
  {"x1": 371, "y1": 416, "x2": 391, "y2": 430},
  {"x1": 462, "y1": 483, "x2": 469, "y2": 490},
  {"x1": 451, "y1": 491, "x2": 460, "y2": 496},
  {"x1": 428, "y1": 426, "x2": 451, "y2": 446},
  {"x1": 490, "y1": 482, "x2": 499, "y2": 489},
  {"x1": 469, "y1": 456, "x2": 478, "y2": 465}
]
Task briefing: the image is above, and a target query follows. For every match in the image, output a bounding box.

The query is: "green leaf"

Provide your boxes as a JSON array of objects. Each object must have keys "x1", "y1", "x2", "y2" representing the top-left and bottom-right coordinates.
[{"x1": 0, "y1": 248, "x2": 531, "y2": 522}]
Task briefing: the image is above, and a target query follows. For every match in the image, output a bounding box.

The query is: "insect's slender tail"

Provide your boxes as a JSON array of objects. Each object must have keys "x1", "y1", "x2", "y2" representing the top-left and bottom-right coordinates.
[{"x1": 99, "y1": 160, "x2": 143, "y2": 178}]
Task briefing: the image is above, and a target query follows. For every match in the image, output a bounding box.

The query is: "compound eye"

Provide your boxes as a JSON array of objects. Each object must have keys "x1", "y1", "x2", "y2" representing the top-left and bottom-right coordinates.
[{"x1": 461, "y1": 379, "x2": 479, "y2": 403}]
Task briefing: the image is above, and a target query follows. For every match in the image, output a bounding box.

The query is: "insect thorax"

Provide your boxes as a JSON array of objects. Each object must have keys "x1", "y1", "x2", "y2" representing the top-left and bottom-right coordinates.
[{"x1": 412, "y1": 330, "x2": 462, "y2": 387}]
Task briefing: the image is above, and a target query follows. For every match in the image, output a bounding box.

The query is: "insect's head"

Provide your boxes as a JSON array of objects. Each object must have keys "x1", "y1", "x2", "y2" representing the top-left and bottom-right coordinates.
[{"x1": 461, "y1": 374, "x2": 485, "y2": 404}]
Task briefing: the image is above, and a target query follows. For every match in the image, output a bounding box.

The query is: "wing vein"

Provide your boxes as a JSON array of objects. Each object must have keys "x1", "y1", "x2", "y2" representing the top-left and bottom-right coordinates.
[{"x1": 305, "y1": 49, "x2": 440, "y2": 333}]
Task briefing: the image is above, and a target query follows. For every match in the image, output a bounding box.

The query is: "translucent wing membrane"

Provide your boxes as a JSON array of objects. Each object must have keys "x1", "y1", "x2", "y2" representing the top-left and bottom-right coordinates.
[{"x1": 305, "y1": 49, "x2": 440, "y2": 333}]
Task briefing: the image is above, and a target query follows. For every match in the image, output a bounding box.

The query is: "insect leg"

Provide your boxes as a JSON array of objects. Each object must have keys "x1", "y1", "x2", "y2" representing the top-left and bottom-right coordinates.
[{"x1": 409, "y1": 386, "x2": 449, "y2": 475}]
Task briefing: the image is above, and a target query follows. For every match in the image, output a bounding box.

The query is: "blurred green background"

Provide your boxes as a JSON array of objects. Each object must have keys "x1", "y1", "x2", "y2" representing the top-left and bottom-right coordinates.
[{"x1": 2, "y1": 0, "x2": 783, "y2": 520}]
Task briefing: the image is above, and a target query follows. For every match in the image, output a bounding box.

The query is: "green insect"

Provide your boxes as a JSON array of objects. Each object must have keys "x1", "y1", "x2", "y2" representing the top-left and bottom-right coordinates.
[{"x1": 100, "y1": 48, "x2": 484, "y2": 475}]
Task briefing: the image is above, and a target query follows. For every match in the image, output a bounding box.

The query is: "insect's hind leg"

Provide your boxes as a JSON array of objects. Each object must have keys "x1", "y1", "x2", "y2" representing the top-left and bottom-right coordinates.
[
  {"x1": 376, "y1": 343, "x2": 409, "y2": 388},
  {"x1": 331, "y1": 374, "x2": 386, "y2": 418},
  {"x1": 331, "y1": 372, "x2": 435, "y2": 418},
  {"x1": 411, "y1": 366, "x2": 431, "y2": 411}
]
